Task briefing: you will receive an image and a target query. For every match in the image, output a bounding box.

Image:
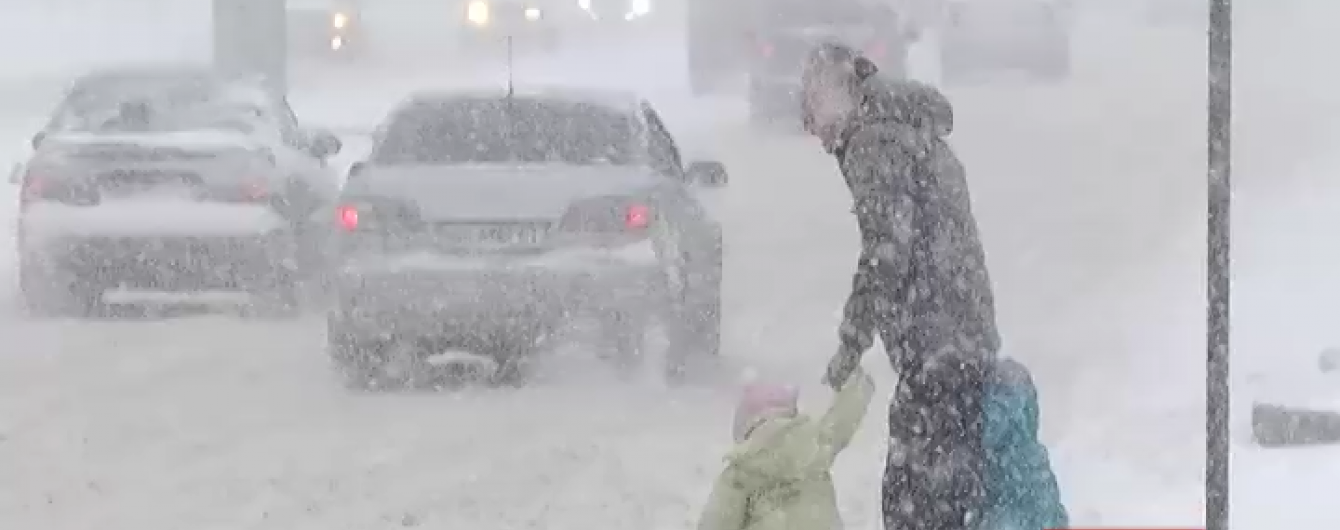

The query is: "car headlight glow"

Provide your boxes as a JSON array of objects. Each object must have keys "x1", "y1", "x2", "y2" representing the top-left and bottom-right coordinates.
[
  {"x1": 630, "y1": 0, "x2": 651, "y2": 16},
  {"x1": 332, "y1": 12, "x2": 349, "y2": 29},
  {"x1": 578, "y1": 0, "x2": 591, "y2": 10},
  {"x1": 524, "y1": 7, "x2": 542, "y2": 21},
  {"x1": 467, "y1": 1, "x2": 490, "y2": 25}
]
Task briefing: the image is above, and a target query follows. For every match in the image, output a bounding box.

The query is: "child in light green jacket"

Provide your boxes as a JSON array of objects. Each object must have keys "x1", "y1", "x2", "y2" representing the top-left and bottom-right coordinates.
[{"x1": 698, "y1": 366, "x2": 876, "y2": 530}]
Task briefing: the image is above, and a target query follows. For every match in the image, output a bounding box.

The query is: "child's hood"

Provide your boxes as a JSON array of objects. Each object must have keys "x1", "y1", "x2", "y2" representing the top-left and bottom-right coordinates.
[
  {"x1": 985, "y1": 358, "x2": 1042, "y2": 448},
  {"x1": 724, "y1": 413, "x2": 829, "y2": 488}
]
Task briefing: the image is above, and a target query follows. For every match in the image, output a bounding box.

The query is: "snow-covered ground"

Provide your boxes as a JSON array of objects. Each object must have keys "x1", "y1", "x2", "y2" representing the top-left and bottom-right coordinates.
[{"x1": 2, "y1": 2, "x2": 1340, "y2": 528}]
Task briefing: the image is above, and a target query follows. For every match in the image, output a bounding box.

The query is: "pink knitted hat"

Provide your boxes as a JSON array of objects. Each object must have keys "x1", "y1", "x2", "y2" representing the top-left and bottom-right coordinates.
[{"x1": 732, "y1": 382, "x2": 800, "y2": 442}]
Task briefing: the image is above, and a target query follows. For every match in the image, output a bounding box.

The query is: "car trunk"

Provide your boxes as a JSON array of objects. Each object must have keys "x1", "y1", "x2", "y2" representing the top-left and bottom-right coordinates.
[
  {"x1": 344, "y1": 164, "x2": 657, "y2": 255},
  {"x1": 37, "y1": 133, "x2": 269, "y2": 206}
]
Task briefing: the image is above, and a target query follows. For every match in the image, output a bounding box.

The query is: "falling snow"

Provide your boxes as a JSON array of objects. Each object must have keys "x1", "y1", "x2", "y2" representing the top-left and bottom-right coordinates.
[{"x1": 0, "y1": 0, "x2": 1338, "y2": 529}]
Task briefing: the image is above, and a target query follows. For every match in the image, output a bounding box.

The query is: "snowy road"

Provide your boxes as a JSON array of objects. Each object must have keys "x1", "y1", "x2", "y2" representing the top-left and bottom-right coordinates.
[{"x1": 4, "y1": 3, "x2": 1340, "y2": 528}]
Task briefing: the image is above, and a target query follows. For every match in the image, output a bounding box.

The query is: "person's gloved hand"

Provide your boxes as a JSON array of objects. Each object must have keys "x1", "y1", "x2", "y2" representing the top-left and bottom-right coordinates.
[{"x1": 824, "y1": 344, "x2": 864, "y2": 389}]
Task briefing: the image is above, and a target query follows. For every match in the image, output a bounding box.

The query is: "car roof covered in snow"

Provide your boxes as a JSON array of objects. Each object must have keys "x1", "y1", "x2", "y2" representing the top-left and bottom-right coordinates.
[
  {"x1": 396, "y1": 86, "x2": 646, "y2": 115},
  {"x1": 65, "y1": 65, "x2": 271, "y2": 96}
]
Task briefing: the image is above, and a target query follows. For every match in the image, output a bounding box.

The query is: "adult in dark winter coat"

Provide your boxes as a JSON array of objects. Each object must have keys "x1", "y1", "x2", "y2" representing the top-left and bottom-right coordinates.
[{"x1": 801, "y1": 42, "x2": 1001, "y2": 530}]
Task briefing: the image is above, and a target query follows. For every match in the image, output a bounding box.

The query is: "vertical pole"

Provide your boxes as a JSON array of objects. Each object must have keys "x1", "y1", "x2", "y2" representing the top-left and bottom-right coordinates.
[
  {"x1": 1206, "y1": 0, "x2": 1232, "y2": 529},
  {"x1": 212, "y1": 0, "x2": 288, "y2": 96}
]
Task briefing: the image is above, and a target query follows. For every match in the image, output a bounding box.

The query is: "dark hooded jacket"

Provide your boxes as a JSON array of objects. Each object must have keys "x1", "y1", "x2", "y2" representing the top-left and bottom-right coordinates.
[
  {"x1": 828, "y1": 77, "x2": 1001, "y2": 530},
  {"x1": 831, "y1": 77, "x2": 1000, "y2": 368}
]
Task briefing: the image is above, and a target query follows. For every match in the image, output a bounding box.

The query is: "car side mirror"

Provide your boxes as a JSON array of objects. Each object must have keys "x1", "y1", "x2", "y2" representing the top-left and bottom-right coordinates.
[
  {"x1": 30, "y1": 132, "x2": 45, "y2": 150},
  {"x1": 346, "y1": 161, "x2": 367, "y2": 182},
  {"x1": 308, "y1": 130, "x2": 342, "y2": 158},
  {"x1": 685, "y1": 160, "x2": 729, "y2": 186}
]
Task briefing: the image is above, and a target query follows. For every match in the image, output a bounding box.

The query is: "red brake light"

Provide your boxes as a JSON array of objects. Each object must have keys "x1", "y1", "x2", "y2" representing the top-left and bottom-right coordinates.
[
  {"x1": 625, "y1": 203, "x2": 650, "y2": 230},
  {"x1": 20, "y1": 174, "x2": 43, "y2": 199},
  {"x1": 241, "y1": 179, "x2": 268, "y2": 201},
  {"x1": 866, "y1": 41, "x2": 886, "y2": 59},
  {"x1": 336, "y1": 204, "x2": 359, "y2": 231},
  {"x1": 758, "y1": 41, "x2": 774, "y2": 58}
]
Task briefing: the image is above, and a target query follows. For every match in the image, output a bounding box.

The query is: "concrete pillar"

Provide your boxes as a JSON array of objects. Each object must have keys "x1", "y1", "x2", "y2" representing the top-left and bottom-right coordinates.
[{"x1": 213, "y1": 0, "x2": 288, "y2": 96}]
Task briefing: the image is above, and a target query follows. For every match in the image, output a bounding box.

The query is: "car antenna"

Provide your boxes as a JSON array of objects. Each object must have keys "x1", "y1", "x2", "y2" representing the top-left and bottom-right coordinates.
[{"x1": 505, "y1": 35, "x2": 515, "y2": 103}]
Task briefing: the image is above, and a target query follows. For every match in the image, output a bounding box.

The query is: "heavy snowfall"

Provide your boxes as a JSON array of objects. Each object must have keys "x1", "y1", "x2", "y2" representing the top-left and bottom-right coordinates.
[{"x1": 1, "y1": 0, "x2": 1338, "y2": 528}]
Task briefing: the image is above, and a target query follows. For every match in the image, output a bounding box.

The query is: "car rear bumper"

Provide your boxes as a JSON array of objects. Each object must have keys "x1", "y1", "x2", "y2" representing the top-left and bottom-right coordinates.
[
  {"x1": 22, "y1": 233, "x2": 297, "y2": 292},
  {"x1": 330, "y1": 244, "x2": 668, "y2": 338}
]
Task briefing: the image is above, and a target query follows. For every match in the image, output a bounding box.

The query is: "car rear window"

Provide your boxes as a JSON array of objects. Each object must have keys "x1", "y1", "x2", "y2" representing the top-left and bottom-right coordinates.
[
  {"x1": 49, "y1": 74, "x2": 277, "y2": 135},
  {"x1": 371, "y1": 98, "x2": 643, "y2": 166}
]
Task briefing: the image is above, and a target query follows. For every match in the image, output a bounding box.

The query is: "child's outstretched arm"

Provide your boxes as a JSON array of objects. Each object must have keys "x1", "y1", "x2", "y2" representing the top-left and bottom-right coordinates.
[
  {"x1": 698, "y1": 471, "x2": 749, "y2": 530},
  {"x1": 816, "y1": 364, "x2": 877, "y2": 465}
]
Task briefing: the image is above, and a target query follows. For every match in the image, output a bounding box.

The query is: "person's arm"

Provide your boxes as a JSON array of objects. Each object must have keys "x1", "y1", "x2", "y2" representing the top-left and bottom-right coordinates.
[
  {"x1": 816, "y1": 365, "x2": 877, "y2": 464},
  {"x1": 833, "y1": 140, "x2": 921, "y2": 376},
  {"x1": 697, "y1": 471, "x2": 750, "y2": 530}
]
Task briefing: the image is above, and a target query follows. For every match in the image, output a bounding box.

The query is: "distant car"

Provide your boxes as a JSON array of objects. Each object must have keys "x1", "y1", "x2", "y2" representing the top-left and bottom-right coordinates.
[
  {"x1": 328, "y1": 87, "x2": 728, "y2": 388},
  {"x1": 746, "y1": 0, "x2": 915, "y2": 128},
  {"x1": 13, "y1": 67, "x2": 345, "y2": 317},
  {"x1": 460, "y1": 0, "x2": 563, "y2": 51},
  {"x1": 287, "y1": 0, "x2": 365, "y2": 58},
  {"x1": 575, "y1": 0, "x2": 656, "y2": 25},
  {"x1": 939, "y1": 0, "x2": 1072, "y2": 83}
]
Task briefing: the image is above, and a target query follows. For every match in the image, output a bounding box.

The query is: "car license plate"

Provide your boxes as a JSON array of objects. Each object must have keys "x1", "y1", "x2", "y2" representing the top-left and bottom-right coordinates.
[{"x1": 435, "y1": 225, "x2": 545, "y2": 246}]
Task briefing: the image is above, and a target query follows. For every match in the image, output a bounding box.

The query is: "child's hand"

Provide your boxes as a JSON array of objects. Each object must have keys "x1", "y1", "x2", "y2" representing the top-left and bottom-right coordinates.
[{"x1": 823, "y1": 346, "x2": 862, "y2": 389}]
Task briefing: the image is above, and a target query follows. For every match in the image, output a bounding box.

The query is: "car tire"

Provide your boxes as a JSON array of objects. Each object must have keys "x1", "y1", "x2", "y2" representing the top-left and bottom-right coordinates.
[
  {"x1": 486, "y1": 331, "x2": 539, "y2": 387},
  {"x1": 327, "y1": 321, "x2": 384, "y2": 391},
  {"x1": 599, "y1": 310, "x2": 650, "y2": 379},
  {"x1": 663, "y1": 230, "x2": 723, "y2": 383},
  {"x1": 328, "y1": 316, "x2": 436, "y2": 391},
  {"x1": 19, "y1": 258, "x2": 103, "y2": 318},
  {"x1": 249, "y1": 245, "x2": 303, "y2": 319}
]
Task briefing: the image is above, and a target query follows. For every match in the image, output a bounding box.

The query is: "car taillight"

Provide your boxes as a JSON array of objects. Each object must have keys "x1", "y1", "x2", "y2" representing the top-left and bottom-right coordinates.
[
  {"x1": 625, "y1": 203, "x2": 650, "y2": 230},
  {"x1": 758, "y1": 41, "x2": 774, "y2": 58},
  {"x1": 559, "y1": 199, "x2": 652, "y2": 234},
  {"x1": 241, "y1": 179, "x2": 269, "y2": 201},
  {"x1": 19, "y1": 173, "x2": 43, "y2": 204},
  {"x1": 866, "y1": 41, "x2": 886, "y2": 59},
  {"x1": 336, "y1": 204, "x2": 359, "y2": 231}
]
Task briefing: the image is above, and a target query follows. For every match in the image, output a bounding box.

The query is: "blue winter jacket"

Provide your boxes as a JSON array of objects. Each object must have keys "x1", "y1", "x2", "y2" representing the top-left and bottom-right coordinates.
[{"x1": 980, "y1": 358, "x2": 1069, "y2": 530}]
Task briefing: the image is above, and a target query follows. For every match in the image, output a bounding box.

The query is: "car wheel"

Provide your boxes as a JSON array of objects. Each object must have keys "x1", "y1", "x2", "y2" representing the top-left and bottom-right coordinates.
[
  {"x1": 19, "y1": 258, "x2": 103, "y2": 318},
  {"x1": 487, "y1": 332, "x2": 538, "y2": 387},
  {"x1": 328, "y1": 324, "x2": 384, "y2": 391},
  {"x1": 599, "y1": 310, "x2": 650, "y2": 379},
  {"x1": 328, "y1": 316, "x2": 434, "y2": 391},
  {"x1": 663, "y1": 232, "x2": 723, "y2": 383},
  {"x1": 248, "y1": 237, "x2": 304, "y2": 318}
]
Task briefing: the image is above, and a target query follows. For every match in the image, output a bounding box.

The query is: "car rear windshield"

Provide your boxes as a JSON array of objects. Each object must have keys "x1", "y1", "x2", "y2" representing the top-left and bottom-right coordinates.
[
  {"x1": 48, "y1": 75, "x2": 276, "y2": 135},
  {"x1": 371, "y1": 98, "x2": 642, "y2": 166}
]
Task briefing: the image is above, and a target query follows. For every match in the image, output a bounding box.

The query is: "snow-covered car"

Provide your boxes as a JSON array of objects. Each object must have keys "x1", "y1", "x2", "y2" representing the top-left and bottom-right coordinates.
[
  {"x1": 12, "y1": 67, "x2": 345, "y2": 317},
  {"x1": 746, "y1": 0, "x2": 914, "y2": 128},
  {"x1": 327, "y1": 87, "x2": 727, "y2": 388},
  {"x1": 460, "y1": 0, "x2": 563, "y2": 51},
  {"x1": 287, "y1": 0, "x2": 366, "y2": 57},
  {"x1": 939, "y1": 0, "x2": 1072, "y2": 83}
]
